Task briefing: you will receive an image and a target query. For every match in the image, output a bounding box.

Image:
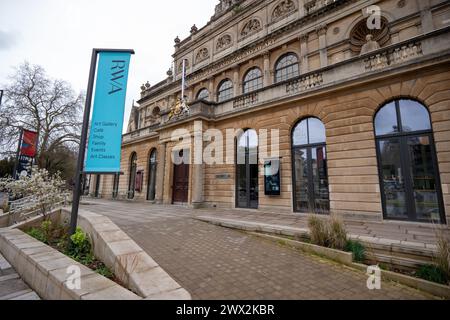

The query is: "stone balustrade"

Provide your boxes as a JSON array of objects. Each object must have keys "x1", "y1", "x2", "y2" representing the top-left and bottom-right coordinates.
[
  {"x1": 233, "y1": 92, "x2": 259, "y2": 109},
  {"x1": 304, "y1": 0, "x2": 338, "y2": 15},
  {"x1": 364, "y1": 42, "x2": 423, "y2": 72},
  {"x1": 286, "y1": 73, "x2": 323, "y2": 94}
]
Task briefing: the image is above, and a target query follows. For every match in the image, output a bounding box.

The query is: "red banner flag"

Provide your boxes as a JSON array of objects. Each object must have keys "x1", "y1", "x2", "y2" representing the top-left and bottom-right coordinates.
[{"x1": 20, "y1": 129, "x2": 38, "y2": 157}]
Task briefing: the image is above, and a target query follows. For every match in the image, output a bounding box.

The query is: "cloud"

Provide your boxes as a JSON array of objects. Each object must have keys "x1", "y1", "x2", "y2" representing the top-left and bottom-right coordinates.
[{"x1": 0, "y1": 30, "x2": 17, "y2": 50}]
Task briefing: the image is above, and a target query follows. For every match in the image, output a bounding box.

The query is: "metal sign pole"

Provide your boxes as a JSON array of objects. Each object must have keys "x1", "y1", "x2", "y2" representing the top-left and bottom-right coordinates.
[
  {"x1": 69, "y1": 49, "x2": 98, "y2": 236},
  {"x1": 12, "y1": 127, "x2": 23, "y2": 180}
]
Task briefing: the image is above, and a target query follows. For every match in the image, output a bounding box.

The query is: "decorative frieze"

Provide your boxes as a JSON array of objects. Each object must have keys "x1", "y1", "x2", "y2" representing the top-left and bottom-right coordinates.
[
  {"x1": 364, "y1": 42, "x2": 423, "y2": 72},
  {"x1": 233, "y1": 92, "x2": 259, "y2": 109},
  {"x1": 286, "y1": 73, "x2": 323, "y2": 94}
]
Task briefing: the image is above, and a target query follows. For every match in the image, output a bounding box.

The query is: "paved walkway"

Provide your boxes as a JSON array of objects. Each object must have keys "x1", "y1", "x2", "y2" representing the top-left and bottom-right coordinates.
[
  {"x1": 0, "y1": 253, "x2": 40, "y2": 300},
  {"x1": 80, "y1": 199, "x2": 436, "y2": 300}
]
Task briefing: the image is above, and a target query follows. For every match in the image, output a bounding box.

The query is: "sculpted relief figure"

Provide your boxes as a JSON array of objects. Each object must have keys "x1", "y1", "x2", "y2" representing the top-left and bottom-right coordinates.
[
  {"x1": 216, "y1": 34, "x2": 233, "y2": 51},
  {"x1": 241, "y1": 18, "x2": 262, "y2": 37},
  {"x1": 272, "y1": 0, "x2": 296, "y2": 22},
  {"x1": 196, "y1": 48, "x2": 210, "y2": 63},
  {"x1": 360, "y1": 34, "x2": 381, "y2": 55}
]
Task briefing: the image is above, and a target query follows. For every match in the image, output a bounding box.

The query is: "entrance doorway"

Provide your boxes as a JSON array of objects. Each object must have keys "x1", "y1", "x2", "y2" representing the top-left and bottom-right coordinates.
[
  {"x1": 147, "y1": 149, "x2": 157, "y2": 201},
  {"x1": 236, "y1": 129, "x2": 259, "y2": 209},
  {"x1": 172, "y1": 150, "x2": 189, "y2": 204}
]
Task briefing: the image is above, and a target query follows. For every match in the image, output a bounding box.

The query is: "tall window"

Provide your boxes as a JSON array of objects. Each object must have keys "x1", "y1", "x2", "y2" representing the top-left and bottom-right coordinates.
[
  {"x1": 217, "y1": 79, "x2": 233, "y2": 102},
  {"x1": 243, "y1": 68, "x2": 263, "y2": 93},
  {"x1": 128, "y1": 152, "x2": 137, "y2": 199},
  {"x1": 375, "y1": 99, "x2": 445, "y2": 223},
  {"x1": 196, "y1": 88, "x2": 209, "y2": 101},
  {"x1": 147, "y1": 149, "x2": 157, "y2": 201},
  {"x1": 236, "y1": 129, "x2": 259, "y2": 209},
  {"x1": 275, "y1": 53, "x2": 299, "y2": 83},
  {"x1": 292, "y1": 118, "x2": 329, "y2": 214}
]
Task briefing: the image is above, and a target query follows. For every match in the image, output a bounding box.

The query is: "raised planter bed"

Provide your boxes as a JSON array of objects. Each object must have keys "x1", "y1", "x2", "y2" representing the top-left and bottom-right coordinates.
[{"x1": 1, "y1": 208, "x2": 191, "y2": 300}]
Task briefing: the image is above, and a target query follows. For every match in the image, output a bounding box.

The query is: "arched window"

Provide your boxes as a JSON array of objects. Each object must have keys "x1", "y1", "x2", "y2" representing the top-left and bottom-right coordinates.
[
  {"x1": 128, "y1": 152, "x2": 137, "y2": 199},
  {"x1": 196, "y1": 88, "x2": 209, "y2": 101},
  {"x1": 243, "y1": 68, "x2": 263, "y2": 94},
  {"x1": 275, "y1": 53, "x2": 299, "y2": 83},
  {"x1": 147, "y1": 149, "x2": 157, "y2": 201},
  {"x1": 375, "y1": 99, "x2": 445, "y2": 223},
  {"x1": 292, "y1": 118, "x2": 329, "y2": 214},
  {"x1": 217, "y1": 79, "x2": 233, "y2": 102},
  {"x1": 236, "y1": 129, "x2": 259, "y2": 209}
]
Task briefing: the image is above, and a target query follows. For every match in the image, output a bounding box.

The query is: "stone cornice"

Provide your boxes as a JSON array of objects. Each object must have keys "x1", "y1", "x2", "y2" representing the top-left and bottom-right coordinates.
[{"x1": 138, "y1": 0, "x2": 354, "y2": 105}]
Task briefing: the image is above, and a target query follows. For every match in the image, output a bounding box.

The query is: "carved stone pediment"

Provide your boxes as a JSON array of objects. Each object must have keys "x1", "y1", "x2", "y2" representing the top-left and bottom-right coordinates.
[
  {"x1": 271, "y1": 0, "x2": 296, "y2": 23},
  {"x1": 241, "y1": 18, "x2": 262, "y2": 38}
]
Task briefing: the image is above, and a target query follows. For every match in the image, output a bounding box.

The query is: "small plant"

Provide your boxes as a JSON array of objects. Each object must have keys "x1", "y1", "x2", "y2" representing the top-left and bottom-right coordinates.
[
  {"x1": 27, "y1": 227, "x2": 48, "y2": 244},
  {"x1": 67, "y1": 227, "x2": 92, "y2": 261},
  {"x1": 308, "y1": 215, "x2": 330, "y2": 247},
  {"x1": 434, "y1": 228, "x2": 450, "y2": 283},
  {"x1": 345, "y1": 240, "x2": 366, "y2": 263},
  {"x1": 416, "y1": 264, "x2": 448, "y2": 285},
  {"x1": 96, "y1": 264, "x2": 113, "y2": 279},
  {"x1": 329, "y1": 215, "x2": 347, "y2": 250}
]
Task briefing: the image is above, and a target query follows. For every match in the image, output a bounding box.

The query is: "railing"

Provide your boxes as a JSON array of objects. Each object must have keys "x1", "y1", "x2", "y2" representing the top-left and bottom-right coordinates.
[
  {"x1": 304, "y1": 0, "x2": 338, "y2": 15},
  {"x1": 286, "y1": 73, "x2": 323, "y2": 94},
  {"x1": 364, "y1": 42, "x2": 423, "y2": 72},
  {"x1": 7, "y1": 193, "x2": 71, "y2": 226},
  {"x1": 233, "y1": 92, "x2": 259, "y2": 109}
]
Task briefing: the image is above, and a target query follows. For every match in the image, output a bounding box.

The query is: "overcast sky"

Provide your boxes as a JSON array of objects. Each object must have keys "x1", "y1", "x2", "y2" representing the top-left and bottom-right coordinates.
[{"x1": 0, "y1": 0, "x2": 216, "y2": 131}]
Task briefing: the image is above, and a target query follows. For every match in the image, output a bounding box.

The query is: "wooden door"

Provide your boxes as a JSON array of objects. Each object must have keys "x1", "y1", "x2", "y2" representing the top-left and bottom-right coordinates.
[{"x1": 172, "y1": 162, "x2": 189, "y2": 203}]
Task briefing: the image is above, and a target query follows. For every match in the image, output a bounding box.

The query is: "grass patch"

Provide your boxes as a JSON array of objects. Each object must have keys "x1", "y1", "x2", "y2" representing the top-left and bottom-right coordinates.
[
  {"x1": 415, "y1": 264, "x2": 448, "y2": 285},
  {"x1": 344, "y1": 240, "x2": 366, "y2": 263}
]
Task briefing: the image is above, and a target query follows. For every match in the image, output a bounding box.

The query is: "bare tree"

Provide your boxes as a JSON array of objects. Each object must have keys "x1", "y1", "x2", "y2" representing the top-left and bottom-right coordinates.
[{"x1": 0, "y1": 62, "x2": 84, "y2": 169}]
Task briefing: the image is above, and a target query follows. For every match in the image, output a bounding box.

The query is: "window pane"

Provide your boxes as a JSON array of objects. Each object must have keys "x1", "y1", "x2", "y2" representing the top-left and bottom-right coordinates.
[
  {"x1": 406, "y1": 135, "x2": 441, "y2": 222},
  {"x1": 375, "y1": 102, "x2": 399, "y2": 136},
  {"x1": 293, "y1": 148, "x2": 309, "y2": 212},
  {"x1": 293, "y1": 120, "x2": 308, "y2": 146},
  {"x1": 400, "y1": 100, "x2": 431, "y2": 133},
  {"x1": 218, "y1": 80, "x2": 233, "y2": 102},
  {"x1": 197, "y1": 89, "x2": 209, "y2": 100},
  {"x1": 243, "y1": 68, "x2": 263, "y2": 93},
  {"x1": 308, "y1": 118, "x2": 326, "y2": 144},
  {"x1": 275, "y1": 54, "x2": 299, "y2": 83},
  {"x1": 378, "y1": 139, "x2": 408, "y2": 219},
  {"x1": 311, "y1": 146, "x2": 329, "y2": 214}
]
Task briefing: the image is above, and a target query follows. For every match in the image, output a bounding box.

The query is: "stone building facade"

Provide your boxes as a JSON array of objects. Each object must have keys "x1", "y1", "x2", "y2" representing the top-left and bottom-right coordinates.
[{"x1": 90, "y1": 0, "x2": 450, "y2": 225}]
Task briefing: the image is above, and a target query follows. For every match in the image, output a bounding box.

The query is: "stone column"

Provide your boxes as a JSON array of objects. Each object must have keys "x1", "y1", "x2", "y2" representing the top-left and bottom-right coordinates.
[
  {"x1": 299, "y1": 33, "x2": 309, "y2": 74},
  {"x1": 233, "y1": 65, "x2": 240, "y2": 96},
  {"x1": 418, "y1": 0, "x2": 433, "y2": 34},
  {"x1": 263, "y1": 51, "x2": 271, "y2": 86},
  {"x1": 208, "y1": 77, "x2": 215, "y2": 101},
  {"x1": 155, "y1": 142, "x2": 166, "y2": 204},
  {"x1": 192, "y1": 121, "x2": 204, "y2": 208},
  {"x1": 316, "y1": 24, "x2": 328, "y2": 68}
]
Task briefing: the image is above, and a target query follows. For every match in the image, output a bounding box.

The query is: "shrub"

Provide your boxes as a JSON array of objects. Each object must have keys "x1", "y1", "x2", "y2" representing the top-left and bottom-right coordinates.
[
  {"x1": 434, "y1": 229, "x2": 450, "y2": 283},
  {"x1": 329, "y1": 216, "x2": 347, "y2": 250},
  {"x1": 416, "y1": 264, "x2": 448, "y2": 285},
  {"x1": 308, "y1": 216, "x2": 330, "y2": 247},
  {"x1": 345, "y1": 240, "x2": 366, "y2": 263}
]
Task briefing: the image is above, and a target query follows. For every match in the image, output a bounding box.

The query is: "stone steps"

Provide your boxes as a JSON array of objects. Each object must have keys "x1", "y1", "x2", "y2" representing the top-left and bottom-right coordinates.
[{"x1": 0, "y1": 253, "x2": 41, "y2": 300}]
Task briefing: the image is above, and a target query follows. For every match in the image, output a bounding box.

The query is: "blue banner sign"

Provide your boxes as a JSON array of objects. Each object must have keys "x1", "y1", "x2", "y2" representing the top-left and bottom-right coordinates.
[{"x1": 85, "y1": 52, "x2": 132, "y2": 173}]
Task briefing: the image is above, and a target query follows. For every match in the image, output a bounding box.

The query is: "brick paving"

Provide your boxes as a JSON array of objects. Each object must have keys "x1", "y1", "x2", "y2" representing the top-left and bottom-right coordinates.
[{"x1": 80, "y1": 198, "x2": 436, "y2": 300}]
